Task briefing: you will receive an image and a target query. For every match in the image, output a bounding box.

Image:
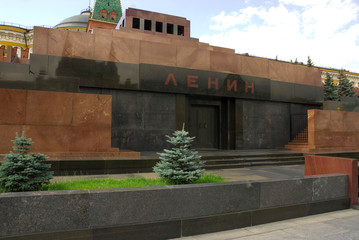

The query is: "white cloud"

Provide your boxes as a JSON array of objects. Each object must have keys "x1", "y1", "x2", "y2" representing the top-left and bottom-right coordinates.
[{"x1": 200, "y1": 0, "x2": 359, "y2": 72}]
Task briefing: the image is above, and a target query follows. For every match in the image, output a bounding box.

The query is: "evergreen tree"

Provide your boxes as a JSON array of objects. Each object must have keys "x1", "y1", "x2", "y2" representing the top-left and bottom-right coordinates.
[
  {"x1": 323, "y1": 72, "x2": 339, "y2": 101},
  {"x1": 307, "y1": 56, "x2": 314, "y2": 67},
  {"x1": 294, "y1": 58, "x2": 298, "y2": 64},
  {"x1": 0, "y1": 132, "x2": 53, "y2": 192},
  {"x1": 338, "y1": 70, "x2": 356, "y2": 99},
  {"x1": 154, "y1": 127, "x2": 204, "y2": 184}
]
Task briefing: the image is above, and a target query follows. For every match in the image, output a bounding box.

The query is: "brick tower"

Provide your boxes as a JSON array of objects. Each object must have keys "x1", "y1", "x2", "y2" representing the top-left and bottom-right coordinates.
[{"x1": 87, "y1": 0, "x2": 123, "y2": 32}]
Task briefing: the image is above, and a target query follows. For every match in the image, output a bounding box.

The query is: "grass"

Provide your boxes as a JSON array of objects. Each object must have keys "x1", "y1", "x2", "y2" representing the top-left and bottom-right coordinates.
[
  {"x1": 0, "y1": 174, "x2": 226, "y2": 193},
  {"x1": 42, "y1": 174, "x2": 226, "y2": 191}
]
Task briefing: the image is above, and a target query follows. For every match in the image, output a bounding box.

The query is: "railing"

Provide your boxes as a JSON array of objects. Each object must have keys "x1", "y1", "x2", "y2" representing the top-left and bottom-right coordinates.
[
  {"x1": 290, "y1": 114, "x2": 308, "y2": 140},
  {"x1": 0, "y1": 21, "x2": 32, "y2": 30},
  {"x1": 0, "y1": 22, "x2": 53, "y2": 29}
]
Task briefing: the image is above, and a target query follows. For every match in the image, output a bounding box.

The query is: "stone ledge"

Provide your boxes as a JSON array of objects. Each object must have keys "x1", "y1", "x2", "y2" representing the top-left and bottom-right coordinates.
[{"x1": 0, "y1": 175, "x2": 349, "y2": 239}]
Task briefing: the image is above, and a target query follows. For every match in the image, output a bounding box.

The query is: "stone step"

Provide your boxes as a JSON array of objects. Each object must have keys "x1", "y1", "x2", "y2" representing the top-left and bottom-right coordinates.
[
  {"x1": 205, "y1": 156, "x2": 305, "y2": 166},
  {"x1": 204, "y1": 160, "x2": 305, "y2": 170}
]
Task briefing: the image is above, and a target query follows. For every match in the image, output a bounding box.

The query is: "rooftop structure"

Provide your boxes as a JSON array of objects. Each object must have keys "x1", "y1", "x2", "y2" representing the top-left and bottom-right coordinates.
[{"x1": 53, "y1": 9, "x2": 91, "y2": 32}]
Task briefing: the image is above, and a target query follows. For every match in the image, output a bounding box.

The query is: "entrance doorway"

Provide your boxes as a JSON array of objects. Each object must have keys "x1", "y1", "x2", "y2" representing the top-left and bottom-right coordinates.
[{"x1": 189, "y1": 105, "x2": 219, "y2": 149}]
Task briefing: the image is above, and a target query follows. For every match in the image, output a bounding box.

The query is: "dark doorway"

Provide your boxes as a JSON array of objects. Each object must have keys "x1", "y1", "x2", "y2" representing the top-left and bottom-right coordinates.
[{"x1": 189, "y1": 105, "x2": 219, "y2": 149}]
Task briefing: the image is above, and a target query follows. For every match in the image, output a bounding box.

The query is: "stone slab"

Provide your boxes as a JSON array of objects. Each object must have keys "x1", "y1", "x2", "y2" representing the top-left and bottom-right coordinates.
[
  {"x1": 22, "y1": 125, "x2": 71, "y2": 153},
  {"x1": 25, "y1": 90, "x2": 73, "y2": 126},
  {"x1": 32, "y1": 27, "x2": 49, "y2": 56},
  {"x1": 305, "y1": 155, "x2": 358, "y2": 204},
  {"x1": 0, "y1": 176, "x2": 349, "y2": 239},
  {"x1": 72, "y1": 93, "x2": 112, "y2": 127},
  {"x1": 140, "y1": 41, "x2": 176, "y2": 66},
  {"x1": 87, "y1": 182, "x2": 260, "y2": 227},
  {"x1": 0, "y1": 191, "x2": 90, "y2": 238},
  {"x1": 65, "y1": 31, "x2": 95, "y2": 60},
  {"x1": 0, "y1": 125, "x2": 23, "y2": 155},
  {"x1": 92, "y1": 221, "x2": 181, "y2": 240},
  {"x1": 0, "y1": 88, "x2": 26, "y2": 125},
  {"x1": 182, "y1": 212, "x2": 252, "y2": 237},
  {"x1": 0, "y1": 88, "x2": 122, "y2": 155},
  {"x1": 307, "y1": 110, "x2": 359, "y2": 152},
  {"x1": 311, "y1": 175, "x2": 348, "y2": 201},
  {"x1": 259, "y1": 178, "x2": 313, "y2": 208}
]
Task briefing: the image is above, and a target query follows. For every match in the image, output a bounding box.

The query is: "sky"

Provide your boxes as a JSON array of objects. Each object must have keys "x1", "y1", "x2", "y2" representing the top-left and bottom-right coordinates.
[{"x1": 1, "y1": 0, "x2": 359, "y2": 72}]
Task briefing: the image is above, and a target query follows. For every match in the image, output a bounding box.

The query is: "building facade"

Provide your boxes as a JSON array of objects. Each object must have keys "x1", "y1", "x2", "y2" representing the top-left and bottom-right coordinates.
[
  {"x1": 2, "y1": 4, "x2": 358, "y2": 152},
  {"x1": 0, "y1": 6, "x2": 323, "y2": 151}
]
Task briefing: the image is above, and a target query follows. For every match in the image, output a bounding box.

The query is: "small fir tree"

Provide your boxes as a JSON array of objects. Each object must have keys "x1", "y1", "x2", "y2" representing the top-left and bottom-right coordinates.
[
  {"x1": 307, "y1": 56, "x2": 314, "y2": 67},
  {"x1": 323, "y1": 72, "x2": 339, "y2": 101},
  {"x1": 338, "y1": 69, "x2": 356, "y2": 99},
  {"x1": 154, "y1": 127, "x2": 204, "y2": 184},
  {"x1": 0, "y1": 132, "x2": 53, "y2": 192}
]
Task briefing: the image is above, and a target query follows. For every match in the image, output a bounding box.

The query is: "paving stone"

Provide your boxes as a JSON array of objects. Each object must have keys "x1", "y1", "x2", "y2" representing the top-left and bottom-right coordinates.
[
  {"x1": 282, "y1": 222, "x2": 348, "y2": 239},
  {"x1": 244, "y1": 221, "x2": 297, "y2": 234},
  {"x1": 233, "y1": 230, "x2": 306, "y2": 240}
]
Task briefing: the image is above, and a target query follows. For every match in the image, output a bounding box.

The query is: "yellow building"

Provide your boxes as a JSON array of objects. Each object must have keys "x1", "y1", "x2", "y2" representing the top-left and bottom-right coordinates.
[
  {"x1": 319, "y1": 67, "x2": 359, "y2": 95},
  {"x1": 0, "y1": 22, "x2": 33, "y2": 60}
]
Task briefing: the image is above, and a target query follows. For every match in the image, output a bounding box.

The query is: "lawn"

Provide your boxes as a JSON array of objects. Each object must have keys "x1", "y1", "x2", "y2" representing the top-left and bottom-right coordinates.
[{"x1": 0, "y1": 174, "x2": 226, "y2": 193}]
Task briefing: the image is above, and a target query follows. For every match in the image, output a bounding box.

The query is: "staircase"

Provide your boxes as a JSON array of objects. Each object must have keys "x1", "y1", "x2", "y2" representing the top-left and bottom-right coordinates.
[
  {"x1": 285, "y1": 127, "x2": 310, "y2": 152},
  {"x1": 204, "y1": 152, "x2": 305, "y2": 170}
]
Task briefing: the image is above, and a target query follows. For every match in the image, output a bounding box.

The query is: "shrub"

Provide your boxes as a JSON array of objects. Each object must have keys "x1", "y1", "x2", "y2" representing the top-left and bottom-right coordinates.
[
  {"x1": 154, "y1": 127, "x2": 205, "y2": 184},
  {"x1": 0, "y1": 132, "x2": 53, "y2": 192}
]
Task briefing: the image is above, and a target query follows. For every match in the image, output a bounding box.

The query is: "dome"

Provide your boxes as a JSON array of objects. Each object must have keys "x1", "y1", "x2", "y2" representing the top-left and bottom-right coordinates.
[{"x1": 53, "y1": 11, "x2": 90, "y2": 31}]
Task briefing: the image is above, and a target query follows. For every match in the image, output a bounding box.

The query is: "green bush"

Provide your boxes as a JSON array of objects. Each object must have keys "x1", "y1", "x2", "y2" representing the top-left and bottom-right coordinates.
[
  {"x1": 154, "y1": 128, "x2": 205, "y2": 184},
  {"x1": 0, "y1": 132, "x2": 53, "y2": 192}
]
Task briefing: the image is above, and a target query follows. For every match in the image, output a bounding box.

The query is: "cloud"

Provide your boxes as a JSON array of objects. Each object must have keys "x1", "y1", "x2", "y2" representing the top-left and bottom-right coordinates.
[{"x1": 200, "y1": 0, "x2": 359, "y2": 72}]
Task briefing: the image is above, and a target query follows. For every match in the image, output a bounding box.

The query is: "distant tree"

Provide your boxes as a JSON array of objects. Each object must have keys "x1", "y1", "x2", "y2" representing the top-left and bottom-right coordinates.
[
  {"x1": 323, "y1": 72, "x2": 339, "y2": 101},
  {"x1": 338, "y1": 69, "x2": 356, "y2": 99},
  {"x1": 307, "y1": 56, "x2": 314, "y2": 67},
  {"x1": 294, "y1": 58, "x2": 298, "y2": 64}
]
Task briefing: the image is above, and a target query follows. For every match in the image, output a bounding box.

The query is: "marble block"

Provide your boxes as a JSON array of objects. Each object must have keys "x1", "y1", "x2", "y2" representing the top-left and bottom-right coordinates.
[
  {"x1": 25, "y1": 90, "x2": 73, "y2": 126},
  {"x1": 140, "y1": 40, "x2": 176, "y2": 66},
  {"x1": 72, "y1": 93, "x2": 112, "y2": 127},
  {"x1": 176, "y1": 45, "x2": 210, "y2": 71},
  {"x1": 0, "y1": 88, "x2": 26, "y2": 125}
]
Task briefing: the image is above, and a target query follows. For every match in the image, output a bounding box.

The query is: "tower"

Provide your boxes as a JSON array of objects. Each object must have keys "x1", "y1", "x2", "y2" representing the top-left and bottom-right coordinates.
[{"x1": 87, "y1": 0, "x2": 123, "y2": 32}]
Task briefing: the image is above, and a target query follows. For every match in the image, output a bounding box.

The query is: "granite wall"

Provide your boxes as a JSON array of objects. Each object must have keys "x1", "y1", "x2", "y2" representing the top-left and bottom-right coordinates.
[
  {"x1": 0, "y1": 175, "x2": 349, "y2": 239},
  {"x1": 305, "y1": 155, "x2": 358, "y2": 205},
  {"x1": 32, "y1": 27, "x2": 322, "y2": 87},
  {"x1": 80, "y1": 88, "x2": 176, "y2": 151},
  {"x1": 308, "y1": 109, "x2": 359, "y2": 151},
  {"x1": 235, "y1": 100, "x2": 318, "y2": 149},
  {"x1": 0, "y1": 88, "x2": 119, "y2": 156}
]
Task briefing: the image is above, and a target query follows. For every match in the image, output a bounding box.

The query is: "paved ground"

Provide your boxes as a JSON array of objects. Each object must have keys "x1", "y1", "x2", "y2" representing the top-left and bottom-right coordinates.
[
  {"x1": 172, "y1": 209, "x2": 359, "y2": 240},
  {"x1": 52, "y1": 164, "x2": 305, "y2": 182}
]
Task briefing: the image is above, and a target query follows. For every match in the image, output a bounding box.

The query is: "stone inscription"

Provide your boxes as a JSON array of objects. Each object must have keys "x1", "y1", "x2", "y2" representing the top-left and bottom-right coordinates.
[
  {"x1": 139, "y1": 64, "x2": 270, "y2": 99},
  {"x1": 164, "y1": 73, "x2": 255, "y2": 94}
]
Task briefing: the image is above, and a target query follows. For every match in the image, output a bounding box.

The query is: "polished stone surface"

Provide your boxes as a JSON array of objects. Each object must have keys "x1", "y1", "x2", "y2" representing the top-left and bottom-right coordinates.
[
  {"x1": 305, "y1": 155, "x2": 358, "y2": 204},
  {"x1": 0, "y1": 174, "x2": 348, "y2": 239},
  {"x1": 259, "y1": 178, "x2": 313, "y2": 208},
  {"x1": 32, "y1": 26, "x2": 322, "y2": 87},
  {"x1": 0, "y1": 88, "x2": 137, "y2": 156},
  {"x1": 308, "y1": 110, "x2": 359, "y2": 151}
]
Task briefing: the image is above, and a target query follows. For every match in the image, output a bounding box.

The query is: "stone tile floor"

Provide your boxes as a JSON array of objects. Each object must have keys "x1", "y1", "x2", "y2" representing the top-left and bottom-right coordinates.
[
  {"x1": 52, "y1": 165, "x2": 305, "y2": 182},
  {"x1": 172, "y1": 209, "x2": 359, "y2": 240}
]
